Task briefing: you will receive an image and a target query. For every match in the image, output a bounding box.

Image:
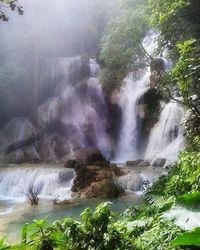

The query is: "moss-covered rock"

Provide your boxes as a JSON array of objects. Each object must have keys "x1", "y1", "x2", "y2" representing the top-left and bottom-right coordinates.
[{"x1": 69, "y1": 155, "x2": 124, "y2": 198}]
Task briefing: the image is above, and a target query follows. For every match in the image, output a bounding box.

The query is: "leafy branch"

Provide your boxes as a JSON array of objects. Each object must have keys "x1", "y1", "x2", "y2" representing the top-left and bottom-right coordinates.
[{"x1": 0, "y1": 0, "x2": 23, "y2": 21}]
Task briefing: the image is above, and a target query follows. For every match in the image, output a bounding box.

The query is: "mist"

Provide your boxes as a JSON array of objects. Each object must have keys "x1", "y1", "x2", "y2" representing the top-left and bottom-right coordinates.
[{"x1": 0, "y1": 0, "x2": 119, "y2": 127}]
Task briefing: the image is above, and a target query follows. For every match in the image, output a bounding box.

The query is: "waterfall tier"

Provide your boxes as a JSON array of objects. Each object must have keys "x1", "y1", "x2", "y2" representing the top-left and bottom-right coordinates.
[
  {"x1": 0, "y1": 32, "x2": 186, "y2": 165},
  {"x1": 145, "y1": 101, "x2": 186, "y2": 165},
  {"x1": 0, "y1": 167, "x2": 74, "y2": 201}
]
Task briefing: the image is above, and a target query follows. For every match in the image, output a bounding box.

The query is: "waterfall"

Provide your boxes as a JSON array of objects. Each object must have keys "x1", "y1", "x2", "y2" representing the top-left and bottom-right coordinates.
[
  {"x1": 89, "y1": 58, "x2": 100, "y2": 77},
  {"x1": 115, "y1": 31, "x2": 159, "y2": 161},
  {"x1": 115, "y1": 71, "x2": 150, "y2": 161},
  {"x1": 145, "y1": 101, "x2": 186, "y2": 165},
  {"x1": 0, "y1": 167, "x2": 75, "y2": 201},
  {"x1": 115, "y1": 30, "x2": 186, "y2": 165},
  {"x1": 38, "y1": 57, "x2": 110, "y2": 161}
]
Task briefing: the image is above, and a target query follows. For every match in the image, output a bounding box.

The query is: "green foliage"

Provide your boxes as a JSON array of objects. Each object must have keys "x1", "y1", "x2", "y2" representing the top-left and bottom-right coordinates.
[
  {"x1": 135, "y1": 218, "x2": 181, "y2": 250},
  {"x1": 3, "y1": 202, "x2": 135, "y2": 250},
  {"x1": 147, "y1": 0, "x2": 199, "y2": 52},
  {"x1": 171, "y1": 227, "x2": 200, "y2": 247},
  {"x1": 148, "y1": 0, "x2": 200, "y2": 150},
  {"x1": 148, "y1": 0, "x2": 189, "y2": 26},
  {"x1": 176, "y1": 192, "x2": 200, "y2": 210},
  {"x1": 99, "y1": 0, "x2": 149, "y2": 95},
  {"x1": 0, "y1": 201, "x2": 187, "y2": 250},
  {"x1": 147, "y1": 151, "x2": 200, "y2": 198},
  {"x1": 121, "y1": 200, "x2": 183, "y2": 250},
  {"x1": 171, "y1": 39, "x2": 200, "y2": 150},
  {"x1": 172, "y1": 39, "x2": 200, "y2": 103}
]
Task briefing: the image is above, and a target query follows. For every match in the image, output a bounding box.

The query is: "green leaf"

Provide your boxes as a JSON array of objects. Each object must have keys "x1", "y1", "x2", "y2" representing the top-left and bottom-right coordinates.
[
  {"x1": 21, "y1": 223, "x2": 29, "y2": 244},
  {"x1": 176, "y1": 192, "x2": 200, "y2": 209},
  {"x1": 171, "y1": 227, "x2": 200, "y2": 247}
]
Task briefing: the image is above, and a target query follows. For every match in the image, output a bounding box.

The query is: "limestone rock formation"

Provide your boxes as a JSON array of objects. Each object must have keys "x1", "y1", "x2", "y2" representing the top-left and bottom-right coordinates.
[
  {"x1": 65, "y1": 152, "x2": 124, "y2": 199},
  {"x1": 0, "y1": 117, "x2": 40, "y2": 163}
]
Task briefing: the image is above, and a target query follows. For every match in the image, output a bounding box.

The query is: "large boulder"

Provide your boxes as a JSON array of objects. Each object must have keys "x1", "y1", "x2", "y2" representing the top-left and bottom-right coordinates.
[
  {"x1": 69, "y1": 157, "x2": 124, "y2": 198},
  {"x1": 83, "y1": 179, "x2": 124, "y2": 199}
]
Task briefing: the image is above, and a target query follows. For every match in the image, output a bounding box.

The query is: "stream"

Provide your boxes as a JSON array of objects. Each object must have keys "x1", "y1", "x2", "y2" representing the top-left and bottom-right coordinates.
[{"x1": 0, "y1": 163, "x2": 143, "y2": 243}]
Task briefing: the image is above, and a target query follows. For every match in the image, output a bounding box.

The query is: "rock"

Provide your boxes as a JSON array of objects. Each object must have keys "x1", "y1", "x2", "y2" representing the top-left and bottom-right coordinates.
[
  {"x1": 53, "y1": 199, "x2": 79, "y2": 206},
  {"x1": 71, "y1": 158, "x2": 124, "y2": 198},
  {"x1": 64, "y1": 160, "x2": 79, "y2": 169},
  {"x1": 136, "y1": 88, "x2": 161, "y2": 151},
  {"x1": 71, "y1": 163, "x2": 96, "y2": 192},
  {"x1": 85, "y1": 150, "x2": 107, "y2": 164},
  {"x1": 152, "y1": 158, "x2": 167, "y2": 168},
  {"x1": 0, "y1": 118, "x2": 39, "y2": 163},
  {"x1": 125, "y1": 160, "x2": 150, "y2": 168},
  {"x1": 110, "y1": 163, "x2": 124, "y2": 177},
  {"x1": 116, "y1": 173, "x2": 144, "y2": 192},
  {"x1": 2, "y1": 149, "x2": 25, "y2": 164},
  {"x1": 126, "y1": 159, "x2": 143, "y2": 166},
  {"x1": 25, "y1": 145, "x2": 41, "y2": 163},
  {"x1": 58, "y1": 169, "x2": 75, "y2": 183},
  {"x1": 137, "y1": 161, "x2": 150, "y2": 168},
  {"x1": 83, "y1": 179, "x2": 124, "y2": 199}
]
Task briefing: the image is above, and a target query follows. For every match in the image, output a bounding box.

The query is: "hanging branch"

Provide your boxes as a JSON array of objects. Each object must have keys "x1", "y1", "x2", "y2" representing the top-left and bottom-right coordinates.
[{"x1": 0, "y1": 0, "x2": 24, "y2": 21}]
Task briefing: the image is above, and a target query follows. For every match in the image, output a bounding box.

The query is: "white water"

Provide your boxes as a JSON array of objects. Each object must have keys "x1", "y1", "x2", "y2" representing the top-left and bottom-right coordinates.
[
  {"x1": 37, "y1": 57, "x2": 110, "y2": 161},
  {"x1": 116, "y1": 166, "x2": 164, "y2": 192},
  {"x1": 145, "y1": 101, "x2": 186, "y2": 165},
  {"x1": 115, "y1": 71, "x2": 150, "y2": 161},
  {"x1": 164, "y1": 206, "x2": 200, "y2": 230},
  {"x1": 0, "y1": 167, "x2": 75, "y2": 202},
  {"x1": 116, "y1": 30, "x2": 186, "y2": 165},
  {"x1": 115, "y1": 31, "x2": 159, "y2": 161}
]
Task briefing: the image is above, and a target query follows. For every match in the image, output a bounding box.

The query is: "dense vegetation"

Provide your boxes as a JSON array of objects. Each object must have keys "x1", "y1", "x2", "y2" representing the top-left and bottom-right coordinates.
[
  {"x1": 99, "y1": 0, "x2": 148, "y2": 94},
  {"x1": 1, "y1": 0, "x2": 200, "y2": 249}
]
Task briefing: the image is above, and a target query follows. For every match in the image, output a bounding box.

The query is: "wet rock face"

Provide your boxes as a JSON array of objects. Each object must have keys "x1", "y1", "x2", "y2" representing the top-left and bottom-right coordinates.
[
  {"x1": 84, "y1": 179, "x2": 124, "y2": 199},
  {"x1": 85, "y1": 151, "x2": 107, "y2": 165},
  {"x1": 137, "y1": 88, "x2": 161, "y2": 151},
  {"x1": 152, "y1": 158, "x2": 167, "y2": 168},
  {"x1": 65, "y1": 151, "x2": 124, "y2": 199},
  {"x1": 0, "y1": 117, "x2": 40, "y2": 163},
  {"x1": 125, "y1": 160, "x2": 151, "y2": 168},
  {"x1": 105, "y1": 97, "x2": 122, "y2": 159},
  {"x1": 58, "y1": 169, "x2": 75, "y2": 183},
  {"x1": 36, "y1": 57, "x2": 110, "y2": 163},
  {"x1": 126, "y1": 159, "x2": 144, "y2": 167}
]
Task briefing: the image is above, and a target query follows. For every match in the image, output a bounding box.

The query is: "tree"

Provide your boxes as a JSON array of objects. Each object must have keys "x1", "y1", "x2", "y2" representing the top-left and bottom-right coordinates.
[
  {"x1": 147, "y1": 0, "x2": 200, "y2": 150},
  {"x1": 0, "y1": 0, "x2": 23, "y2": 21},
  {"x1": 100, "y1": 0, "x2": 149, "y2": 95}
]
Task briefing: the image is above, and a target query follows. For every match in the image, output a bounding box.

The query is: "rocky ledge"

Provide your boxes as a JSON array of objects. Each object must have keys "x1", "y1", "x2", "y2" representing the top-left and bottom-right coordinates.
[{"x1": 65, "y1": 151, "x2": 124, "y2": 199}]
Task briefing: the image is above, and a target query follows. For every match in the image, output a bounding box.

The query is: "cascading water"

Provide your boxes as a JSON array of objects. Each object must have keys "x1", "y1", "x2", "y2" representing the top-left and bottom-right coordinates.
[
  {"x1": 115, "y1": 71, "x2": 150, "y2": 161},
  {"x1": 0, "y1": 167, "x2": 75, "y2": 201},
  {"x1": 115, "y1": 31, "x2": 159, "y2": 161},
  {"x1": 37, "y1": 57, "x2": 110, "y2": 161},
  {"x1": 115, "y1": 30, "x2": 186, "y2": 165},
  {"x1": 145, "y1": 101, "x2": 186, "y2": 165}
]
